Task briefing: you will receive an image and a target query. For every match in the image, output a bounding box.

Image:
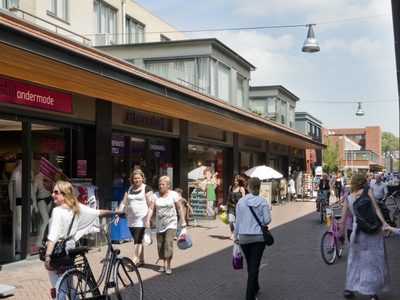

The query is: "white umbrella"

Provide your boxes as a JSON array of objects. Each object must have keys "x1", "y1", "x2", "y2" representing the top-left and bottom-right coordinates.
[
  {"x1": 188, "y1": 166, "x2": 207, "y2": 180},
  {"x1": 244, "y1": 165, "x2": 283, "y2": 180}
]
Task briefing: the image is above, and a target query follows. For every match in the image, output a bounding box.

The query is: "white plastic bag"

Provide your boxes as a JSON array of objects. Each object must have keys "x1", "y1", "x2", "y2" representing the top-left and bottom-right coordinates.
[
  {"x1": 177, "y1": 228, "x2": 192, "y2": 250},
  {"x1": 143, "y1": 228, "x2": 153, "y2": 247},
  {"x1": 232, "y1": 243, "x2": 243, "y2": 270}
]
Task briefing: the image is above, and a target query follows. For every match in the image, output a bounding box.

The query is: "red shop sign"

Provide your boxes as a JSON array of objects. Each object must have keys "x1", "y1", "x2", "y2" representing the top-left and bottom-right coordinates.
[{"x1": 0, "y1": 77, "x2": 73, "y2": 114}]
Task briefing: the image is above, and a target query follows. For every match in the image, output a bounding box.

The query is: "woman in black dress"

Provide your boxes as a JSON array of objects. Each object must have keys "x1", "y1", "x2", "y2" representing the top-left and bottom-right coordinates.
[{"x1": 227, "y1": 175, "x2": 246, "y2": 239}]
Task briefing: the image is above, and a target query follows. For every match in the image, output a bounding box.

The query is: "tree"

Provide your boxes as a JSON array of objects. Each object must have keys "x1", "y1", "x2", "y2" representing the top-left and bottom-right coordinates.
[
  {"x1": 382, "y1": 132, "x2": 399, "y2": 157},
  {"x1": 322, "y1": 137, "x2": 341, "y2": 175}
]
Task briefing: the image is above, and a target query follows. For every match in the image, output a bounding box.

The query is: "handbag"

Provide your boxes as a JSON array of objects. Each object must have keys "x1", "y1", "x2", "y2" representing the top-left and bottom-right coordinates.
[
  {"x1": 232, "y1": 243, "x2": 243, "y2": 270},
  {"x1": 220, "y1": 211, "x2": 229, "y2": 225},
  {"x1": 249, "y1": 206, "x2": 274, "y2": 246},
  {"x1": 143, "y1": 228, "x2": 153, "y2": 247},
  {"x1": 177, "y1": 228, "x2": 193, "y2": 250},
  {"x1": 39, "y1": 215, "x2": 76, "y2": 270}
]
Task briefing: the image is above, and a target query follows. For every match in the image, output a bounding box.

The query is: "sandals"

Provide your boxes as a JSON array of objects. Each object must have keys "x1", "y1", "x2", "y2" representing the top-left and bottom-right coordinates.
[
  {"x1": 135, "y1": 260, "x2": 145, "y2": 267},
  {"x1": 370, "y1": 295, "x2": 379, "y2": 300},
  {"x1": 343, "y1": 290, "x2": 354, "y2": 298}
]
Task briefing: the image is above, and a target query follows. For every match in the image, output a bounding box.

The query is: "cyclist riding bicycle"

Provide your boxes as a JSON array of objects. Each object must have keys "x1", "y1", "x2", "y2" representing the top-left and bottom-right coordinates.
[{"x1": 315, "y1": 173, "x2": 332, "y2": 212}]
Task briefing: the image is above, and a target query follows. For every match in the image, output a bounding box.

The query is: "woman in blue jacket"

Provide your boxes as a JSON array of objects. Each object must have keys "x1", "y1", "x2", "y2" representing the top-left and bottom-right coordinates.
[{"x1": 234, "y1": 177, "x2": 271, "y2": 300}]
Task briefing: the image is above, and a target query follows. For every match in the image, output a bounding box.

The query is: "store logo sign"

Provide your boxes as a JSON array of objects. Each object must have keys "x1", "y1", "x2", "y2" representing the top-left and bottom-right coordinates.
[{"x1": 0, "y1": 77, "x2": 73, "y2": 114}]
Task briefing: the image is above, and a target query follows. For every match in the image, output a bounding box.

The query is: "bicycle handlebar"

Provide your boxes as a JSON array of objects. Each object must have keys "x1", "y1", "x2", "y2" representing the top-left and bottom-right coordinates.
[{"x1": 92, "y1": 213, "x2": 127, "y2": 229}]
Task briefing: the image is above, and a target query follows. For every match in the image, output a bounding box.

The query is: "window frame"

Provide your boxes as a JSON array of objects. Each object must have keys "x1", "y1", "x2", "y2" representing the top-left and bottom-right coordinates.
[{"x1": 47, "y1": 0, "x2": 68, "y2": 21}]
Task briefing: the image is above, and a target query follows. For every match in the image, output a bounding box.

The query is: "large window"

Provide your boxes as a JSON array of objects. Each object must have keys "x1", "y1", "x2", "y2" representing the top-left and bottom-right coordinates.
[
  {"x1": 126, "y1": 17, "x2": 145, "y2": 43},
  {"x1": 237, "y1": 74, "x2": 246, "y2": 108},
  {"x1": 281, "y1": 100, "x2": 287, "y2": 125},
  {"x1": 289, "y1": 106, "x2": 294, "y2": 128},
  {"x1": 94, "y1": 0, "x2": 117, "y2": 44},
  {"x1": 267, "y1": 97, "x2": 277, "y2": 121},
  {"x1": 146, "y1": 59, "x2": 196, "y2": 90},
  {"x1": 47, "y1": 0, "x2": 68, "y2": 21}
]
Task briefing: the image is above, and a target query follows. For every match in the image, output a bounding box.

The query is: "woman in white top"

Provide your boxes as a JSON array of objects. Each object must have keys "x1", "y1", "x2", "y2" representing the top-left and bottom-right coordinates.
[
  {"x1": 145, "y1": 176, "x2": 186, "y2": 275},
  {"x1": 44, "y1": 181, "x2": 125, "y2": 288},
  {"x1": 115, "y1": 169, "x2": 153, "y2": 267}
]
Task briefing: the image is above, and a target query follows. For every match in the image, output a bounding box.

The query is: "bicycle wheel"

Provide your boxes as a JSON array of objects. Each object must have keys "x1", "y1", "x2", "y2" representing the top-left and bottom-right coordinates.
[
  {"x1": 112, "y1": 257, "x2": 143, "y2": 300},
  {"x1": 385, "y1": 211, "x2": 397, "y2": 238},
  {"x1": 56, "y1": 270, "x2": 100, "y2": 300},
  {"x1": 336, "y1": 238, "x2": 343, "y2": 257},
  {"x1": 321, "y1": 231, "x2": 336, "y2": 265}
]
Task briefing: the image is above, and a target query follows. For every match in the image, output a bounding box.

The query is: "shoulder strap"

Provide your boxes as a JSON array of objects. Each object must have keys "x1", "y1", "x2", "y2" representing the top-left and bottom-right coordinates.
[
  {"x1": 41, "y1": 214, "x2": 76, "y2": 244},
  {"x1": 249, "y1": 206, "x2": 263, "y2": 227}
]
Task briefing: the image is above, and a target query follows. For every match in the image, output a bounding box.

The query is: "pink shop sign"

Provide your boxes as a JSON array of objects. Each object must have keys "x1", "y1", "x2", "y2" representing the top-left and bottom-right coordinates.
[{"x1": 0, "y1": 77, "x2": 73, "y2": 114}]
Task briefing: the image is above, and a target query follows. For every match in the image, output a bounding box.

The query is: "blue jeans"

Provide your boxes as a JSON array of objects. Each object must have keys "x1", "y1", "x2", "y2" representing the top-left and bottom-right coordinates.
[{"x1": 240, "y1": 242, "x2": 266, "y2": 300}]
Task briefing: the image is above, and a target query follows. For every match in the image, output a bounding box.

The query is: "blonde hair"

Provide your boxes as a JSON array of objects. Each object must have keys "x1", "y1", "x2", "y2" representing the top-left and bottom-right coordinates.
[
  {"x1": 130, "y1": 169, "x2": 146, "y2": 184},
  {"x1": 56, "y1": 181, "x2": 81, "y2": 216},
  {"x1": 159, "y1": 175, "x2": 171, "y2": 185}
]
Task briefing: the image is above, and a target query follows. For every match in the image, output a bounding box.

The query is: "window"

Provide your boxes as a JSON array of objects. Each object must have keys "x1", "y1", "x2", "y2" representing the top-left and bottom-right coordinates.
[
  {"x1": 126, "y1": 16, "x2": 145, "y2": 43},
  {"x1": 281, "y1": 101, "x2": 287, "y2": 125},
  {"x1": 47, "y1": 0, "x2": 68, "y2": 21},
  {"x1": 1, "y1": 0, "x2": 18, "y2": 9},
  {"x1": 237, "y1": 74, "x2": 245, "y2": 108},
  {"x1": 289, "y1": 106, "x2": 294, "y2": 128},
  {"x1": 209, "y1": 59, "x2": 230, "y2": 101},
  {"x1": 146, "y1": 59, "x2": 196, "y2": 90},
  {"x1": 160, "y1": 34, "x2": 170, "y2": 42},
  {"x1": 196, "y1": 58, "x2": 209, "y2": 93},
  {"x1": 217, "y1": 62, "x2": 230, "y2": 101},
  {"x1": 94, "y1": 0, "x2": 117, "y2": 43},
  {"x1": 267, "y1": 97, "x2": 277, "y2": 121}
]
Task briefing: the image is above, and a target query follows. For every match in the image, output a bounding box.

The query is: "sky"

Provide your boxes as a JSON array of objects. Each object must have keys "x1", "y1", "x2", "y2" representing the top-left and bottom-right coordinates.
[{"x1": 133, "y1": 0, "x2": 399, "y2": 137}]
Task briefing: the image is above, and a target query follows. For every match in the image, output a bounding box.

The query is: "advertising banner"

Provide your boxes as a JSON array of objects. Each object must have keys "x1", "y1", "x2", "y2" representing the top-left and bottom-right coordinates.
[{"x1": 38, "y1": 157, "x2": 69, "y2": 182}]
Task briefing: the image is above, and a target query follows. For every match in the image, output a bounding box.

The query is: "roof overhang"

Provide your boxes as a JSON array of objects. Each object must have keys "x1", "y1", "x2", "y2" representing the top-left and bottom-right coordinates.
[{"x1": 0, "y1": 12, "x2": 325, "y2": 150}]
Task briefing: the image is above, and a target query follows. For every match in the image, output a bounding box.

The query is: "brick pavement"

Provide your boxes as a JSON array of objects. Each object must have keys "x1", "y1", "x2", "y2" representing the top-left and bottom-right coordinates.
[{"x1": 1, "y1": 201, "x2": 400, "y2": 299}]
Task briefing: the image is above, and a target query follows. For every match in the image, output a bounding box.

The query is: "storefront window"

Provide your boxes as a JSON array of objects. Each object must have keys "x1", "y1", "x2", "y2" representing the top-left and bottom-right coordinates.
[
  {"x1": 188, "y1": 144, "x2": 223, "y2": 217},
  {"x1": 240, "y1": 152, "x2": 262, "y2": 175}
]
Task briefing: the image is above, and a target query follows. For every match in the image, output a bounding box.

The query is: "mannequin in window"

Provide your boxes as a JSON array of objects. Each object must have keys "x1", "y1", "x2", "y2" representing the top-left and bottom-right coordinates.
[
  {"x1": 2, "y1": 151, "x2": 17, "y2": 180},
  {"x1": 32, "y1": 172, "x2": 53, "y2": 246},
  {"x1": 8, "y1": 157, "x2": 22, "y2": 254},
  {"x1": 8, "y1": 156, "x2": 34, "y2": 254}
]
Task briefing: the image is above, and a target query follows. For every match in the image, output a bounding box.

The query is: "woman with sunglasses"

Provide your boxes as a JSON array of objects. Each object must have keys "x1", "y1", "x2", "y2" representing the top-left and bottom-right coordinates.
[{"x1": 43, "y1": 180, "x2": 126, "y2": 288}]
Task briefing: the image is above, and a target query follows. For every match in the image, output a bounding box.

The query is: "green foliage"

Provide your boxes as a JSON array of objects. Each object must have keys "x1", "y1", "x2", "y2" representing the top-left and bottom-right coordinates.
[
  {"x1": 382, "y1": 132, "x2": 399, "y2": 156},
  {"x1": 322, "y1": 137, "x2": 341, "y2": 175}
]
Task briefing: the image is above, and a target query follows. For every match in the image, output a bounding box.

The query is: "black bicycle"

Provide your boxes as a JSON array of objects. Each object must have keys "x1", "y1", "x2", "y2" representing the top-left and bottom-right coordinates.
[
  {"x1": 379, "y1": 190, "x2": 400, "y2": 238},
  {"x1": 317, "y1": 190, "x2": 330, "y2": 224},
  {"x1": 52, "y1": 218, "x2": 144, "y2": 299}
]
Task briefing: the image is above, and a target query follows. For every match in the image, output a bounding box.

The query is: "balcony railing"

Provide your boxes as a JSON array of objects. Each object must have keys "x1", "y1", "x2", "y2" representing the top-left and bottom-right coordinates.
[{"x1": 8, "y1": 7, "x2": 91, "y2": 45}]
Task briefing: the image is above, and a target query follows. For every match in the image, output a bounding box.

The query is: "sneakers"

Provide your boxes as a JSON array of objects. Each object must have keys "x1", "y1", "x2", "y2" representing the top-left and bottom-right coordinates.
[
  {"x1": 165, "y1": 269, "x2": 172, "y2": 275},
  {"x1": 158, "y1": 267, "x2": 165, "y2": 272}
]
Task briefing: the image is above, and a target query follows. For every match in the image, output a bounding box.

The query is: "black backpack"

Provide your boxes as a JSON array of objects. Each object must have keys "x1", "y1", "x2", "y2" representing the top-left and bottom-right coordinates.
[{"x1": 353, "y1": 186, "x2": 382, "y2": 234}]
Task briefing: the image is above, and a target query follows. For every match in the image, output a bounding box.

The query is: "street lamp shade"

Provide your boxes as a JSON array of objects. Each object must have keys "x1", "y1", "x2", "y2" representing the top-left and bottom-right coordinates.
[
  {"x1": 355, "y1": 102, "x2": 364, "y2": 116},
  {"x1": 302, "y1": 24, "x2": 320, "y2": 53}
]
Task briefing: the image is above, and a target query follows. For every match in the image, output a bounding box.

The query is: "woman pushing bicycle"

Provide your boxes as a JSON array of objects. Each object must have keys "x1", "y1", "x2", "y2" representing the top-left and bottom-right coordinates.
[{"x1": 44, "y1": 181, "x2": 126, "y2": 289}]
